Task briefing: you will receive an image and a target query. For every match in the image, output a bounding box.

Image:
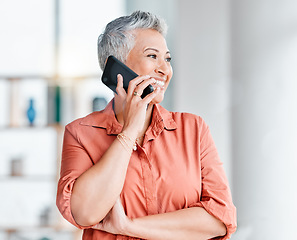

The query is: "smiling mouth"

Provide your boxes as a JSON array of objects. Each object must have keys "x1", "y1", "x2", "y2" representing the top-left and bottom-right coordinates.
[
  {"x1": 154, "y1": 80, "x2": 165, "y2": 88},
  {"x1": 150, "y1": 77, "x2": 166, "y2": 89}
]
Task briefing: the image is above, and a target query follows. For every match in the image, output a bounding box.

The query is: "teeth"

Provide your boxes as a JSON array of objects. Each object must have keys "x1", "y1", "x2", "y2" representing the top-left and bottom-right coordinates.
[{"x1": 155, "y1": 80, "x2": 165, "y2": 87}]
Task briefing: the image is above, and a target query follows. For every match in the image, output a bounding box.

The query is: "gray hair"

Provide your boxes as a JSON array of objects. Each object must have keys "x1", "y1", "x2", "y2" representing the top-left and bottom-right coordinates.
[{"x1": 97, "y1": 10, "x2": 168, "y2": 70}]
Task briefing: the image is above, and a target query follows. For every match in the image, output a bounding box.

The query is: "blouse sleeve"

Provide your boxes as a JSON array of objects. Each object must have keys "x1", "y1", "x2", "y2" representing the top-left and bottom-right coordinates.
[
  {"x1": 189, "y1": 117, "x2": 237, "y2": 240},
  {"x1": 56, "y1": 123, "x2": 95, "y2": 229}
]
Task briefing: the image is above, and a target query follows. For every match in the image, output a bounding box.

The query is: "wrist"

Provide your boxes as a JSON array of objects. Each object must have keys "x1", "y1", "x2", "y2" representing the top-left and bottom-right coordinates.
[
  {"x1": 117, "y1": 132, "x2": 137, "y2": 153},
  {"x1": 121, "y1": 129, "x2": 138, "y2": 141},
  {"x1": 120, "y1": 217, "x2": 136, "y2": 237}
]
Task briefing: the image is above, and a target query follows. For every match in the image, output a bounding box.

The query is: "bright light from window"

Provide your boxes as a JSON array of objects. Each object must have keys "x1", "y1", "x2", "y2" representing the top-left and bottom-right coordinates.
[
  {"x1": 59, "y1": 0, "x2": 125, "y2": 77},
  {"x1": 0, "y1": 0, "x2": 54, "y2": 76},
  {"x1": 0, "y1": 0, "x2": 125, "y2": 77}
]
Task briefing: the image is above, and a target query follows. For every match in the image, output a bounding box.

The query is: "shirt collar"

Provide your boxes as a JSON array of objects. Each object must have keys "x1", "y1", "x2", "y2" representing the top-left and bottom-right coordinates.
[
  {"x1": 79, "y1": 99, "x2": 122, "y2": 135},
  {"x1": 79, "y1": 99, "x2": 177, "y2": 136}
]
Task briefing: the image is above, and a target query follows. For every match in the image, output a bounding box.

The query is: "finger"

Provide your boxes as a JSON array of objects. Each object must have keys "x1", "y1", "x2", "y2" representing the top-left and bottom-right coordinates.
[
  {"x1": 128, "y1": 79, "x2": 156, "y2": 101},
  {"x1": 115, "y1": 197, "x2": 123, "y2": 207},
  {"x1": 116, "y1": 74, "x2": 126, "y2": 97},
  {"x1": 142, "y1": 87, "x2": 161, "y2": 104},
  {"x1": 126, "y1": 75, "x2": 151, "y2": 97},
  {"x1": 133, "y1": 78, "x2": 156, "y2": 95},
  {"x1": 113, "y1": 197, "x2": 122, "y2": 211}
]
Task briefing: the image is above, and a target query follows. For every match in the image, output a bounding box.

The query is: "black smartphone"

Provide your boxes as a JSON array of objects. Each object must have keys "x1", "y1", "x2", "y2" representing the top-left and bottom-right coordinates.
[{"x1": 101, "y1": 55, "x2": 154, "y2": 98}]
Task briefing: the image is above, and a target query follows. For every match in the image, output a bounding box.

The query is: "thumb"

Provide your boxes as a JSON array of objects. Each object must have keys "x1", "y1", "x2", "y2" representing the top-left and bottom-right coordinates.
[{"x1": 116, "y1": 74, "x2": 126, "y2": 97}]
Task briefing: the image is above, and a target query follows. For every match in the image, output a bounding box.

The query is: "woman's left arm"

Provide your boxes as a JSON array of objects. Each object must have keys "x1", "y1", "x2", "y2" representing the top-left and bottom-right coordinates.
[{"x1": 93, "y1": 198, "x2": 226, "y2": 240}]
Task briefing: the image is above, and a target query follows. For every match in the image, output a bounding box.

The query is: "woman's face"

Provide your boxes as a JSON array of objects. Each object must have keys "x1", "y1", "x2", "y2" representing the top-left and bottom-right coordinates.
[{"x1": 125, "y1": 29, "x2": 173, "y2": 104}]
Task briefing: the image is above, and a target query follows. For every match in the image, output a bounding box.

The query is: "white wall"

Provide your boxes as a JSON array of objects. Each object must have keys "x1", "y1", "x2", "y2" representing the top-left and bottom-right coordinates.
[
  {"x1": 231, "y1": 0, "x2": 297, "y2": 239},
  {"x1": 174, "y1": 0, "x2": 232, "y2": 182}
]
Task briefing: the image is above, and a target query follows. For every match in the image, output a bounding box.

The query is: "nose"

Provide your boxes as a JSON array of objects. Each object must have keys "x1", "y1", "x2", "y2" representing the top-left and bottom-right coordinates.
[{"x1": 154, "y1": 59, "x2": 170, "y2": 76}]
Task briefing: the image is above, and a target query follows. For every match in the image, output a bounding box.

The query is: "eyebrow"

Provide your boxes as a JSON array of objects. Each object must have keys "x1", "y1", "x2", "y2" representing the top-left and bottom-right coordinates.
[{"x1": 144, "y1": 47, "x2": 170, "y2": 54}]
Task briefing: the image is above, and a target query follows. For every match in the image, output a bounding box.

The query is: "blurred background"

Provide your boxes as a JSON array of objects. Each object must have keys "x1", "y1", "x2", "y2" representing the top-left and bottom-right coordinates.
[{"x1": 0, "y1": 0, "x2": 296, "y2": 239}]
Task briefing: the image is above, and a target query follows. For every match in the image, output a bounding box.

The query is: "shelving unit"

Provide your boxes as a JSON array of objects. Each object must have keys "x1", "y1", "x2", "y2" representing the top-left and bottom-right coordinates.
[
  {"x1": 0, "y1": 77, "x2": 112, "y2": 239},
  {"x1": 0, "y1": 124, "x2": 75, "y2": 239}
]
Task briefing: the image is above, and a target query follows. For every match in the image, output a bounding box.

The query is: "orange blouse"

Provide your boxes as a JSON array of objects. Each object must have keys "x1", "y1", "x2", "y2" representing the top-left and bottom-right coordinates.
[{"x1": 56, "y1": 100, "x2": 236, "y2": 240}]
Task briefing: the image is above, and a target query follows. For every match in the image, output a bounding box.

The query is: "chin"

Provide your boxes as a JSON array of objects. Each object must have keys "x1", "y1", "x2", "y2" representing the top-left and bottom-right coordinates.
[{"x1": 150, "y1": 92, "x2": 165, "y2": 105}]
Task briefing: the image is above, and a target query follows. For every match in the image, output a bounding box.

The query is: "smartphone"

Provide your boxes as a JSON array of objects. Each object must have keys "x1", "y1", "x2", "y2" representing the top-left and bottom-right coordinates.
[{"x1": 101, "y1": 55, "x2": 154, "y2": 98}]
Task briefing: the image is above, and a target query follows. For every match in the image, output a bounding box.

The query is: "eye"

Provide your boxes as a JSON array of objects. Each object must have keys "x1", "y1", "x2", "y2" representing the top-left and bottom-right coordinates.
[
  {"x1": 147, "y1": 54, "x2": 157, "y2": 59},
  {"x1": 165, "y1": 57, "x2": 172, "y2": 63}
]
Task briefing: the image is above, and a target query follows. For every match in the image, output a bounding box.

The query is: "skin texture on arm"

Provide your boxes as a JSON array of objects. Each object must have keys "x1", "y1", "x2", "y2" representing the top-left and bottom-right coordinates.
[
  {"x1": 93, "y1": 198, "x2": 227, "y2": 240},
  {"x1": 127, "y1": 208, "x2": 226, "y2": 240},
  {"x1": 70, "y1": 135, "x2": 132, "y2": 226}
]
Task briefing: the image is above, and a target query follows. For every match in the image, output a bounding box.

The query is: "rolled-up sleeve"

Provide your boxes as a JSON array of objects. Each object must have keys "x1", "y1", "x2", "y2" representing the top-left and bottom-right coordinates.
[
  {"x1": 190, "y1": 118, "x2": 237, "y2": 240},
  {"x1": 56, "y1": 123, "x2": 95, "y2": 229}
]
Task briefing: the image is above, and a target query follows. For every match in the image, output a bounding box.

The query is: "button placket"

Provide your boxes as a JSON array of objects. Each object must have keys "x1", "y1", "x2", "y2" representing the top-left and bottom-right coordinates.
[{"x1": 138, "y1": 147, "x2": 158, "y2": 215}]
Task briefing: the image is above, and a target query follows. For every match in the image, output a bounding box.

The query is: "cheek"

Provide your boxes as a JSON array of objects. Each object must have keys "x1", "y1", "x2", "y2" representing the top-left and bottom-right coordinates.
[
  {"x1": 128, "y1": 60, "x2": 155, "y2": 75},
  {"x1": 139, "y1": 64, "x2": 155, "y2": 75},
  {"x1": 137, "y1": 67, "x2": 151, "y2": 75}
]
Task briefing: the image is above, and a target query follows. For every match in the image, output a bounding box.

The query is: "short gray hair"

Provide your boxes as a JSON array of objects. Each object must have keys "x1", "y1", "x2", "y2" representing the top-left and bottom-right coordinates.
[{"x1": 97, "y1": 10, "x2": 168, "y2": 70}]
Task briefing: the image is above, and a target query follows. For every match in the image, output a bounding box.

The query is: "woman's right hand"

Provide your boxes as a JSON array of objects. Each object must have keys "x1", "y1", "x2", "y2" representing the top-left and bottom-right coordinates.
[{"x1": 115, "y1": 74, "x2": 160, "y2": 139}]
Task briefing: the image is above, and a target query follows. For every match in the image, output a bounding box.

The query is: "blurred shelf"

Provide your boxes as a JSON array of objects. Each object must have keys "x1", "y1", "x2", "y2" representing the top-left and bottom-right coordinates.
[
  {"x1": 0, "y1": 125, "x2": 62, "y2": 133},
  {"x1": 0, "y1": 225, "x2": 72, "y2": 232},
  {"x1": 0, "y1": 224, "x2": 80, "y2": 240},
  {"x1": 0, "y1": 175, "x2": 56, "y2": 181}
]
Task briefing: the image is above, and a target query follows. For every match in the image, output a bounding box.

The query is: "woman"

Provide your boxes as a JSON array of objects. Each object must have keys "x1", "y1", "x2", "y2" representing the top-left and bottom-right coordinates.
[{"x1": 56, "y1": 11, "x2": 237, "y2": 240}]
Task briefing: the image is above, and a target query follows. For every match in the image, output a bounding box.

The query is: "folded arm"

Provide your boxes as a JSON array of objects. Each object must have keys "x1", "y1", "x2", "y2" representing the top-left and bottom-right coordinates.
[{"x1": 94, "y1": 198, "x2": 226, "y2": 240}]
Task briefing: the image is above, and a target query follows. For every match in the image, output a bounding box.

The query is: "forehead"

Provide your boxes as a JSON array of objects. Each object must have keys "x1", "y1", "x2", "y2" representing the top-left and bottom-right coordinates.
[{"x1": 131, "y1": 29, "x2": 168, "y2": 52}]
